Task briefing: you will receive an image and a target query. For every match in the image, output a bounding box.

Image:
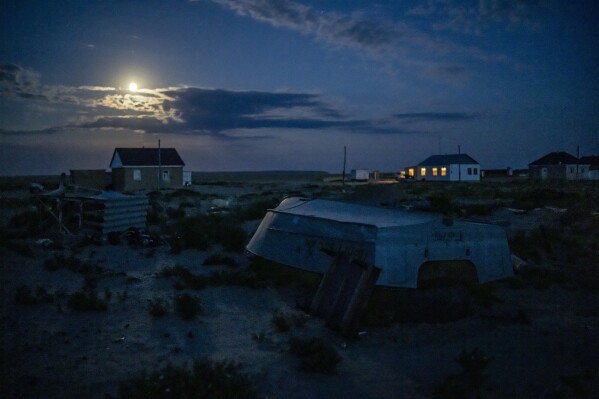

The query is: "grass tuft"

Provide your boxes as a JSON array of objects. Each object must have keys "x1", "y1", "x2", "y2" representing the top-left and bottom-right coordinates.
[
  {"x1": 118, "y1": 359, "x2": 259, "y2": 399},
  {"x1": 67, "y1": 290, "x2": 108, "y2": 311},
  {"x1": 174, "y1": 293, "x2": 202, "y2": 320},
  {"x1": 288, "y1": 336, "x2": 342, "y2": 374}
]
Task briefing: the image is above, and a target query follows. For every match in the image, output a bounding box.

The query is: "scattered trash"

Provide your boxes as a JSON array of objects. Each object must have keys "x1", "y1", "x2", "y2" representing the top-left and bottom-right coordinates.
[
  {"x1": 211, "y1": 198, "x2": 231, "y2": 208},
  {"x1": 504, "y1": 207, "x2": 527, "y2": 214},
  {"x1": 36, "y1": 238, "x2": 54, "y2": 248},
  {"x1": 545, "y1": 206, "x2": 567, "y2": 214},
  {"x1": 29, "y1": 182, "x2": 45, "y2": 193},
  {"x1": 110, "y1": 227, "x2": 164, "y2": 249},
  {"x1": 511, "y1": 254, "x2": 528, "y2": 272}
]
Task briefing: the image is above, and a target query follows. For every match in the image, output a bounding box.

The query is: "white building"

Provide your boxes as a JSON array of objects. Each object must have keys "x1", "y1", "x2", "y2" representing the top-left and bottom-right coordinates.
[
  {"x1": 350, "y1": 169, "x2": 369, "y2": 181},
  {"x1": 405, "y1": 154, "x2": 480, "y2": 182}
]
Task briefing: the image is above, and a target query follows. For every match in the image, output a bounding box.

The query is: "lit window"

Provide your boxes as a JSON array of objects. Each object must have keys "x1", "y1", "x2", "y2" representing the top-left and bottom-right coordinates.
[
  {"x1": 162, "y1": 170, "x2": 170, "y2": 181},
  {"x1": 133, "y1": 169, "x2": 141, "y2": 181},
  {"x1": 421, "y1": 167, "x2": 426, "y2": 176},
  {"x1": 432, "y1": 168, "x2": 438, "y2": 176},
  {"x1": 441, "y1": 167, "x2": 447, "y2": 176},
  {"x1": 408, "y1": 168, "x2": 414, "y2": 177}
]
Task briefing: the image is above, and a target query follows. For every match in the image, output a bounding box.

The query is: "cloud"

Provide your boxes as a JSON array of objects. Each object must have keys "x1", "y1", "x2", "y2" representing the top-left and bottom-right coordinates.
[
  {"x1": 208, "y1": 0, "x2": 406, "y2": 56},
  {"x1": 394, "y1": 112, "x2": 480, "y2": 122},
  {"x1": 0, "y1": 63, "x2": 108, "y2": 104},
  {"x1": 2, "y1": 65, "x2": 466, "y2": 138},
  {"x1": 407, "y1": 0, "x2": 548, "y2": 34},
  {"x1": 1, "y1": 65, "x2": 369, "y2": 136},
  {"x1": 80, "y1": 87, "x2": 367, "y2": 134},
  {"x1": 206, "y1": 0, "x2": 513, "y2": 67},
  {"x1": 79, "y1": 86, "x2": 116, "y2": 92},
  {"x1": 0, "y1": 63, "x2": 46, "y2": 100}
]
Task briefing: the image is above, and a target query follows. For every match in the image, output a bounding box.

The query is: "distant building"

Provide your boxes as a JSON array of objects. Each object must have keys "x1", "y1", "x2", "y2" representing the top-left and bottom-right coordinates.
[
  {"x1": 351, "y1": 169, "x2": 369, "y2": 181},
  {"x1": 528, "y1": 151, "x2": 589, "y2": 180},
  {"x1": 109, "y1": 147, "x2": 185, "y2": 191},
  {"x1": 405, "y1": 154, "x2": 480, "y2": 181}
]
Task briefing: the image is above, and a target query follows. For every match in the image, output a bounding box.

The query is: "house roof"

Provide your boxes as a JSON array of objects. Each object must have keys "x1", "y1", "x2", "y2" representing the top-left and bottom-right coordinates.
[
  {"x1": 529, "y1": 151, "x2": 578, "y2": 166},
  {"x1": 110, "y1": 148, "x2": 185, "y2": 167},
  {"x1": 580, "y1": 155, "x2": 599, "y2": 166},
  {"x1": 418, "y1": 153, "x2": 479, "y2": 166}
]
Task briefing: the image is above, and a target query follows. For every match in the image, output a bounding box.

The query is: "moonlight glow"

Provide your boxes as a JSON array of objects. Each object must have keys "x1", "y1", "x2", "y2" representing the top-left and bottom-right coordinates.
[{"x1": 128, "y1": 82, "x2": 138, "y2": 92}]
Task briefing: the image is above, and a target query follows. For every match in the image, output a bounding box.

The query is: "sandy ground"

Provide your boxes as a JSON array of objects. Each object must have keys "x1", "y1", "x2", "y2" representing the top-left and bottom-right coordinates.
[{"x1": 2, "y1": 178, "x2": 599, "y2": 398}]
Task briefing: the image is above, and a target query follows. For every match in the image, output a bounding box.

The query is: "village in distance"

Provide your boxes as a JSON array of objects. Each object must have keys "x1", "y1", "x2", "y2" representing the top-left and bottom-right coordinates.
[{"x1": 1, "y1": 146, "x2": 598, "y2": 399}]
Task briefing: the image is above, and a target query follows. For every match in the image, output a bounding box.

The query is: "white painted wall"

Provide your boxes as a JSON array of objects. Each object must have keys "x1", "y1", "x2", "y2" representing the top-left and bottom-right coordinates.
[{"x1": 449, "y1": 164, "x2": 480, "y2": 181}]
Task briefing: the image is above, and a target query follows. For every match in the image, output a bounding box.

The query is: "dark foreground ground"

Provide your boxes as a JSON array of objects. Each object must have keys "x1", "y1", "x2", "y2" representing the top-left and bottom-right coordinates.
[{"x1": 1, "y1": 175, "x2": 598, "y2": 398}]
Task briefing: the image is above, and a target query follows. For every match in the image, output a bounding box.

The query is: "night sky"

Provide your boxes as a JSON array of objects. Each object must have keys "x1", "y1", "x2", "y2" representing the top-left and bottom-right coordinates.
[{"x1": 1, "y1": 0, "x2": 598, "y2": 175}]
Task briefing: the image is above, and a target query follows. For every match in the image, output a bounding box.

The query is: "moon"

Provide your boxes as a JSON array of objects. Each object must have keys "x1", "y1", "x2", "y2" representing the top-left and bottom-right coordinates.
[{"x1": 128, "y1": 82, "x2": 138, "y2": 91}]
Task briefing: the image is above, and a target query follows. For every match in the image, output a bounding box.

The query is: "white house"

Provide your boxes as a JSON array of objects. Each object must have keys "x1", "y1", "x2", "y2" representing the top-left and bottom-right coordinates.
[{"x1": 405, "y1": 154, "x2": 480, "y2": 181}]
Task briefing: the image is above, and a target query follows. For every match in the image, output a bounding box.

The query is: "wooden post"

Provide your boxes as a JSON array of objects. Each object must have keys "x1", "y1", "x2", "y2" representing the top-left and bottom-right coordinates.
[{"x1": 342, "y1": 146, "x2": 347, "y2": 187}]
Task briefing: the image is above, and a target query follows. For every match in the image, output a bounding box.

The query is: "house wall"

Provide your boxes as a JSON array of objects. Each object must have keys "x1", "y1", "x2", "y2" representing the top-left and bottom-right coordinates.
[
  {"x1": 407, "y1": 163, "x2": 480, "y2": 181},
  {"x1": 529, "y1": 164, "x2": 588, "y2": 180},
  {"x1": 449, "y1": 164, "x2": 480, "y2": 181},
  {"x1": 351, "y1": 169, "x2": 369, "y2": 181},
  {"x1": 112, "y1": 166, "x2": 183, "y2": 191}
]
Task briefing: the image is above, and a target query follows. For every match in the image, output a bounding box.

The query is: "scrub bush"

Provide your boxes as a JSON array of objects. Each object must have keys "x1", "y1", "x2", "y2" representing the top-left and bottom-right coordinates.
[
  {"x1": 148, "y1": 298, "x2": 169, "y2": 318},
  {"x1": 16, "y1": 286, "x2": 39, "y2": 305},
  {"x1": 271, "y1": 312, "x2": 291, "y2": 332},
  {"x1": 288, "y1": 337, "x2": 342, "y2": 374},
  {"x1": 67, "y1": 290, "x2": 108, "y2": 311},
  {"x1": 171, "y1": 214, "x2": 247, "y2": 252},
  {"x1": 203, "y1": 253, "x2": 238, "y2": 268},
  {"x1": 435, "y1": 348, "x2": 493, "y2": 399},
  {"x1": 44, "y1": 254, "x2": 102, "y2": 275},
  {"x1": 118, "y1": 359, "x2": 259, "y2": 399},
  {"x1": 174, "y1": 293, "x2": 202, "y2": 320},
  {"x1": 158, "y1": 265, "x2": 265, "y2": 290}
]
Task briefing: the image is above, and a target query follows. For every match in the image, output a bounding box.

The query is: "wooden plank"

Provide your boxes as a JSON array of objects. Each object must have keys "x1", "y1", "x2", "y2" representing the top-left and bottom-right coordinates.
[{"x1": 311, "y1": 252, "x2": 380, "y2": 337}]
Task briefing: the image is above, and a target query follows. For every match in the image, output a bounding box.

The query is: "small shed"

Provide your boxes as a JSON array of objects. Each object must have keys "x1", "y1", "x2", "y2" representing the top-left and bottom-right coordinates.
[
  {"x1": 110, "y1": 147, "x2": 185, "y2": 191},
  {"x1": 351, "y1": 169, "x2": 369, "y2": 181},
  {"x1": 246, "y1": 197, "x2": 513, "y2": 288},
  {"x1": 65, "y1": 190, "x2": 149, "y2": 236}
]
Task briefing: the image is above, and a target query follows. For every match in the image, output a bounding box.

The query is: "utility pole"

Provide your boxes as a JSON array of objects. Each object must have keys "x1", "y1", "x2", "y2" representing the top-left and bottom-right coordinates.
[
  {"x1": 342, "y1": 146, "x2": 347, "y2": 187},
  {"x1": 158, "y1": 139, "x2": 162, "y2": 189},
  {"x1": 458, "y1": 145, "x2": 461, "y2": 182},
  {"x1": 576, "y1": 145, "x2": 580, "y2": 180}
]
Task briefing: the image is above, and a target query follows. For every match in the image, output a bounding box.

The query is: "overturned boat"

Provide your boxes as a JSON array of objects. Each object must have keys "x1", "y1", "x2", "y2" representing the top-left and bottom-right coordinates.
[{"x1": 246, "y1": 197, "x2": 513, "y2": 288}]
